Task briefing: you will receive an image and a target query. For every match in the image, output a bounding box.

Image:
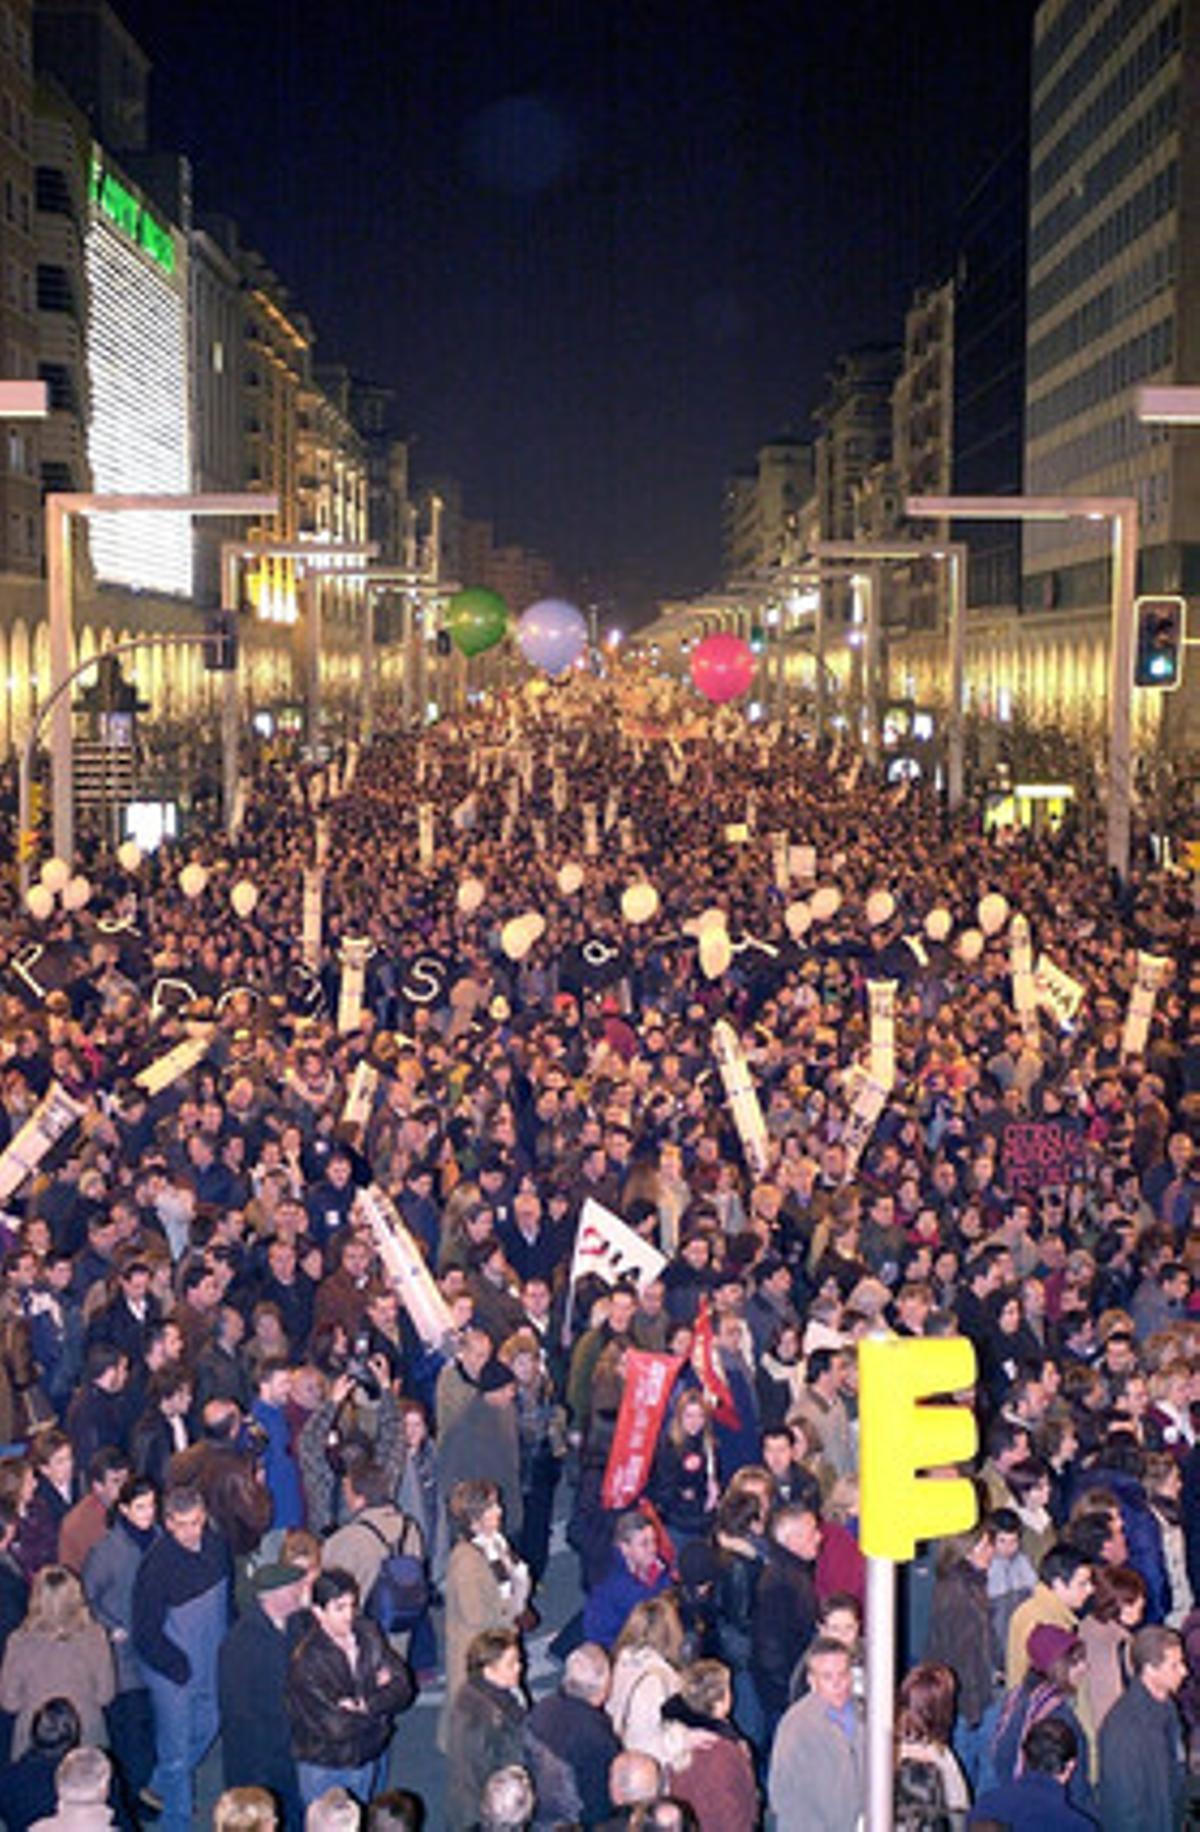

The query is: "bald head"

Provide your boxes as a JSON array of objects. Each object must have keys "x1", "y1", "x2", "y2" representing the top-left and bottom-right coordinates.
[
  {"x1": 610, "y1": 1751, "x2": 661, "y2": 1807},
  {"x1": 564, "y1": 1641, "x2": 611, "y2": 1706}
]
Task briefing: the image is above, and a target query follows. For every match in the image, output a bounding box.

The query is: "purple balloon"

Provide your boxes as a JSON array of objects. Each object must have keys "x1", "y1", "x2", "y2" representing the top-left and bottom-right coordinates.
[{"x1": 517, "y1": 598, "x2": 588, "y2": 676}]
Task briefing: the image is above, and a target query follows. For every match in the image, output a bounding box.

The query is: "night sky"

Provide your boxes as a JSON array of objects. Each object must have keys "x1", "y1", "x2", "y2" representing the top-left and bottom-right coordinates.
[{"x1": 121, "y1": 0, "x2": 1039, "y2": 620}]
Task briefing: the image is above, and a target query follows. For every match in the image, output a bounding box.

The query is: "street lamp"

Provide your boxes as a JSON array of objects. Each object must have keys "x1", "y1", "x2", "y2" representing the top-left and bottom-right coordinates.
[
  {"x1": 813, "y1": 540, "x2": 968, "y2": 809},
  {"x1": 906, "y1": 494, "x2": 1138, "y2": 881},
  {"x1": 45, "y1": 492, "x2": 278, "y2": 866}
]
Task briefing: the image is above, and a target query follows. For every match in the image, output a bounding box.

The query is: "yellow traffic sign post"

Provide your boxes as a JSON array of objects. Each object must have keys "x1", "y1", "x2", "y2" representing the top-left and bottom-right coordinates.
[{"x1": 858, "y1": 1334, "x2": 978, "y2": 1831}]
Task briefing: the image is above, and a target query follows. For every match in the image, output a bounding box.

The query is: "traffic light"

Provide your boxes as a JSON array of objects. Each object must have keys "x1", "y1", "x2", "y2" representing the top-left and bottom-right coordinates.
[
  {"x1": 859, "y1": 1336, "x2": 978, "y2": 1560},
  {"x1": 205, "y1": 610, "x2": 238, "y2": 672},
  {"x1": 435, "y1": 629, "x2": 452, "y2": 657},
  {"x1": 749, "y1": 626, "x2": 765, "y2": 656},
  {"x1": 1133, "y1": 594, "x2": 1184, "y2": 689}
]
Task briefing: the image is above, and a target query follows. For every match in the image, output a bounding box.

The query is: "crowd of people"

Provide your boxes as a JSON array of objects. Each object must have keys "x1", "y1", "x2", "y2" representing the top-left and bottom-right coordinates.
[{"x1": 0, "y1": 684, "x2": 1194, "y2": 1832}]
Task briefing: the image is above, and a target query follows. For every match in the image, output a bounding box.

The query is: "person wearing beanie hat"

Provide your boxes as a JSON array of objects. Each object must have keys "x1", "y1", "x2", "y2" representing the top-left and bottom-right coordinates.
[
  {"x1": 218, "y1": 1561, "x2": 308, "y2": 1829},
  {"x1": 988, "y1": 1614, "x2": 1095, "y2": 1820}
]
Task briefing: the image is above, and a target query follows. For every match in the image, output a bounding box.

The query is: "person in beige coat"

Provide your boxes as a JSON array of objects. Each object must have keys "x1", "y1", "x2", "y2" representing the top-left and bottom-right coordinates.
[
  {"x1": 0, "y1": 1564, "x2": 115, "y2": 1758},
  {"x1": 437, "y1": 1479, "x2": 529, "y2": 1751}
]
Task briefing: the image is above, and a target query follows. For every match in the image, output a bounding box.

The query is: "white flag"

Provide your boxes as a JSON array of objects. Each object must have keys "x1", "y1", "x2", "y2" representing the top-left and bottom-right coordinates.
[
  {"x1": 841, "y1": 1068, "x2": 889, "y2": 1178},
  {"x1": 337, "y1": 938, "x2": 371, "y2": 1035},
  {"x1": 570, "y1": 1197, "x2": 667, "y2": 1292},
  {"x1": 355, "y1": 1184, "x2": 455, "y2": 1348}
]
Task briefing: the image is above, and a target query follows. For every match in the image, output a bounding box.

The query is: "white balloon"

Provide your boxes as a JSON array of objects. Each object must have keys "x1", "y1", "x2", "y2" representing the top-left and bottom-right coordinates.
[
  {"x1": 621, "y1": 882, "x2": 659, "y2": 925},
  {"x1": 696, "y1": 906, "x2": 728, "y2": 935},
  {"x1": 501, "y1": 917, "x2": 535, "y2": 962},
  {"x1": 40, "y1": 857, "x2": 70, "y2": 894},
  {"x1": 62, "y1": 875, "x2": 91, "y2": 912},
  {"x1": 519, "y1": 911, "x2": 547, "y2": 945},
  {"x1": 699, "y1": 927, "x2": 732, "y2": 980},
  {"x1": 924, "y1": 907, "x2": 953, "y2": 943},
  {"x1": 557, "y1": 861, "x2": 584, "y2": 896},
  {"x1": 230, "y1": 880, "x2": 259, "y2": 918},
  {"x1": 785, "y1": 900, "x2": 812, "y2": 940},
  {"x1": 978, "y1": 892, "x2": 1011, "y2": 937},
  {"x1": 26, "y1": 883, "x2": 54, "y2": 921},
  {"x1": 866, "y1": 889, "x2": 896, "y2": 928},
  {"x1": 958, "y1": 928, "x2": 985, "y2": 963},
  {"x1": 179, "y1": 863, "x2": 208, "y2": 900},
  {"x1": 457, "y1": 876, "x2": 486, "y2": 915},
  {"x1": 116, "y1": 840, "x2": 143, "y2": 873},
  {"x1": 811, "y1": 885, "x2": 842, "y2": 921}
]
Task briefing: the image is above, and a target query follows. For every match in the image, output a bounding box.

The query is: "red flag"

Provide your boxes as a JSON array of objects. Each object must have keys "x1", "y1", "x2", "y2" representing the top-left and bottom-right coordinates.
[
  {"x1": 602, "y1": 1350, "x2": 683, "y2": 1511},
  {"x1": 693, "y1": 1296, "x2": 741, "y2": 1431}
]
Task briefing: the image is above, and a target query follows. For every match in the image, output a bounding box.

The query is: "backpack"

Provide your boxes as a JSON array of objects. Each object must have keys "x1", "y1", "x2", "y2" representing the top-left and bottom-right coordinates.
[{"x1": 360, "y1": 1515, "x2": 430, "y2": 1633}]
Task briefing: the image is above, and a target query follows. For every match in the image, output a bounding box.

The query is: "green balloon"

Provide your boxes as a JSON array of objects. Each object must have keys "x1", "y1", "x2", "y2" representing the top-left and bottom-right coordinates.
[{"x1": 448, "y1": 587, "x2": 508, "y2": 658}]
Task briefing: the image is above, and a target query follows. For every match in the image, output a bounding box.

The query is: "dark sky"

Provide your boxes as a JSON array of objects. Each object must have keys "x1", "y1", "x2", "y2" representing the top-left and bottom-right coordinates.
[{"x1": 120, "y1": 0, "x2": 1038, "y2": 620}]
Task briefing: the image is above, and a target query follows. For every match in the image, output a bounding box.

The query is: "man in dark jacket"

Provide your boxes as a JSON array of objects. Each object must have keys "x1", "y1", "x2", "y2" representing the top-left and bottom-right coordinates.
[
  {"x1": 65, "y1": 1343, "x2": 131, "y2": 1466},
  {"x1": 132, "y1": 1486, "x2": 231, "y2": 1832},
  {"x1": 751, "y1": 1504, "x2": 820, "y2": 1739},
  {"x1": 524, "y1": 1642, "x2": 619, "y2": 1826},
  {"x1": 218, "y1": 1561, "x2": 307, "y2": 1831},
  {"x1": 970, "y1": 1716, "x2": 1098, "y2": 1830},
  {"x1": 1098, "y1": 1623, "x2": 1187, "y2": 1832}
]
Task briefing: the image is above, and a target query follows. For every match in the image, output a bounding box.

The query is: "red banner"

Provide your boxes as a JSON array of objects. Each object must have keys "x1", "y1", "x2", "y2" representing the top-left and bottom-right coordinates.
[
  {"x1": 694, "y1": 1295, "x2": 741, "y2": 1430},
  {"x1": 602, "y1": 1350, "x2": 684, "y2": 1511}
]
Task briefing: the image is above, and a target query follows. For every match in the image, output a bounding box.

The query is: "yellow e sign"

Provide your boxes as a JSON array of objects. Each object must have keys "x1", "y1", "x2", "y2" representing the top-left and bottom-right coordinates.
[{"x1": 858, "y1": 1335, "x2": 978, "y2": 1561}]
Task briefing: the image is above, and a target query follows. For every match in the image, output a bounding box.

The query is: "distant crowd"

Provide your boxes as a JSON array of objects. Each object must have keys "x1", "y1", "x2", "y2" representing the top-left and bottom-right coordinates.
[{"x1": 0, "y1": 693, "x2": 1195, "y2": 1831}]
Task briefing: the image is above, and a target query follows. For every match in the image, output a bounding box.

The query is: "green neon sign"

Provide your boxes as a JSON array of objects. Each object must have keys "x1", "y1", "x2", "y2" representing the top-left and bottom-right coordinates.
[{"x1": 89, "y1": 154, "x2": 176, "y2": 276}]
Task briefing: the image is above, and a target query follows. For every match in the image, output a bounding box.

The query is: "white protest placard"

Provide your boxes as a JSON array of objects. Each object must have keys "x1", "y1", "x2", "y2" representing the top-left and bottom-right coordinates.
[
  {"x1": 1034, "y1": 953, "x2": 1086, "y2": 1029},
  {"x1": 314, "y1": 816, "x2": 331, "y2": 866},
  {"x1": 337, "y1": 937, "x2": 371, "y2": 1035},
  {"x1": 583, "y1": 804, "x2": 600, "y2": 858},
  {"x1": 135, "y1": 1030, "x2": 215, "y2": 1101},
  {"x1": 340, "y1": 1059, "x2": 379, "y2": 1133},
  {"x1": 570, "y1": 1197, "x2": 667, "y2": 1292},
  {"x1": 417, "y1": 803, "x2": 435, "y2": 869},
  {"x1": 790, "y1": 844, "x2": 818, "y2": 884},
  {"x1": 302, "y1": 869, "x2": 324, "y2": 970},
  {"x1": 841, "y1": 1067, "x2": 890, "y2": 1178},
  {"x1": 230, "y1": 777, "x2": 247, "y2": 839},
  {"x1": 1121, "y1": 951, "x2": 1171, "y2": 1060},
  {"x1": 604, "y1": 790, "x2": 621, "y2": 833},
  {"x1": 551, "y1": 770, "x2": 567, "y2": 813},
  {"x1": 1010, "y1": 914, "x2": 1041, "y2": 1053},
  {"x1": 619, "y1": 817, "x2": 635, "y2": 854},
  {"x1": 867, "y1": 980, "x2": 898, "y2": 1092},
  {"x1": 355, "y1": 1184, "x2": 455, "y2": 1347},
  {"x1": 711, "y1": 1019, "x2": 771, "y2": 1177},
  {"x1": 0, "y1": 1081, "x2": 87, "y2": 1203}
]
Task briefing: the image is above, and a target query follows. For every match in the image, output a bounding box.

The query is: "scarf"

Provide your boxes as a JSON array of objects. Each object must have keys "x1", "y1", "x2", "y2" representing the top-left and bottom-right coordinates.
[{"x1": 473, "y1": 1528, "x2": 516, "y2": 1600}]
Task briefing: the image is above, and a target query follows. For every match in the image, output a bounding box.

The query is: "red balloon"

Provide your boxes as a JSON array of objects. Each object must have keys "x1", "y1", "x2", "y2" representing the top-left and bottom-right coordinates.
[{"x1": 690, "y1": 632, "x2": 756, "y2": 704}]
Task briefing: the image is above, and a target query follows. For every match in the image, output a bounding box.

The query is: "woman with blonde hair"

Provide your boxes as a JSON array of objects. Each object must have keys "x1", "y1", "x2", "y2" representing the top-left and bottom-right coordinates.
[
  {"x1": 608, "y1": 1593, "x2": 685, "y2": 1766},
  {"x1": 650, "y1": 1390, "x2": 718, "y2": 1549},
  {"x1": 0, "y1": 1562, "x2": 114, "y2": 1756}
]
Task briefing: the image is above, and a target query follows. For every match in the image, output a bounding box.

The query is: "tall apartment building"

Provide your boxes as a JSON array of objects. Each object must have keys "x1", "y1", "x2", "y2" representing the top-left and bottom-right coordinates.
[
  {"x1": 0, "y1": 0, "x2": 40, "y2": 579},
  {"x1": 190, "y1": 218, "x2": 243, "y2": 607},
  {"x1": 814, "y1": 345, "x2": 899, "y2": 629},
  {"x1": 953, "y1": 139, "x2": 1028, "y2": 610},
  {"x1": 720, "y1": 438, "x2": 813, "y2": 584},
  {"x1": 35, "y1": 75, "x2": 89, "y2": 501},
  {"x1": 1024, "y1": 0, "x2": 1198, "y2": 737}
]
